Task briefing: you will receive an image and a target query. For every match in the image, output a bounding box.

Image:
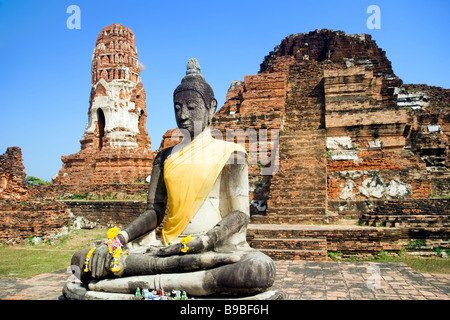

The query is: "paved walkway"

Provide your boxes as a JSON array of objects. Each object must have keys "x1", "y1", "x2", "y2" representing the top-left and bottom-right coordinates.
[
  {"x1": 273, "y1": 261, "x2": 449, "y2": 300},
  {"x1": 0, "y1": 261, "x2": 449, "y2": 300}
]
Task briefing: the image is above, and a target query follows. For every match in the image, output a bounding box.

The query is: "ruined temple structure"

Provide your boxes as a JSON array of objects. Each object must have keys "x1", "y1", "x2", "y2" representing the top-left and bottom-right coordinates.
[
  {"x1": 0, "y1": 147, "x2": 28, "y2": 202},
  {"x1": 0, "y1": 147, "x2": 71, "y2": 244},
  {"x1": 53, "y1": 23, "x2": 154, "y2": 186}
]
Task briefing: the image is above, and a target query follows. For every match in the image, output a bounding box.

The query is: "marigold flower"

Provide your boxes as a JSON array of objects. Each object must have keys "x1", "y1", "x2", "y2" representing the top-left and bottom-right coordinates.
[
  {"x1": 181, "y1": 246, "x2": 189, "y2": 253},
  {"x1": 111, "y1": 266, "x2": 120, "y2": 272},
  {"x1": 107, "y1": 227, "x2": 119, "y2": 240},
  {"x1": 112, "y1": 247, "x2": 122, "y2": 259},
  {"x1": 180, "y1": 236, "x2": 193, "y2": 245}
]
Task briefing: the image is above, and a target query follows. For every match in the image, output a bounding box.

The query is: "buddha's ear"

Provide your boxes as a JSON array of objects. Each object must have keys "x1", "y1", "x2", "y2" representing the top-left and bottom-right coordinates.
[{"x1": 209, "y1": 99, "x2": 217, "y2": 115}]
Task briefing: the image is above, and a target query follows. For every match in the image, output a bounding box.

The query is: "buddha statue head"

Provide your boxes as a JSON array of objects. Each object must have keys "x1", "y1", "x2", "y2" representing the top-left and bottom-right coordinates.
[{"x1": 173, "y1": 58, "x2": 217, "y2": 138}]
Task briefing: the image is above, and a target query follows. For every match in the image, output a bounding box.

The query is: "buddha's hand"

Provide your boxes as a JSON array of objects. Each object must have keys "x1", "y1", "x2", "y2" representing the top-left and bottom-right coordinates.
[
  {"x1": 156, "y1": 211, "x2": 248, "y2": 257},
  {"x1": 144, "y1": 246, "x2": 160, "y2": 255},
  {"x1": 89, "y1": 244, "x2": 111, "y2": 278},
  {"x1": 155, "y1": 242, "x2": 183, "y2": 256},
  {"x1": 156, "y1": 236, "x2": 204, "y2": 256}
]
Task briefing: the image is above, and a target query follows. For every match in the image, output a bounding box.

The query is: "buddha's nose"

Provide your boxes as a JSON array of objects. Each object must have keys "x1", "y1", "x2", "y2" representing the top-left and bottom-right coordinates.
[{"x1": 180, "y1": 112, "x2": 189, "y2": 120}]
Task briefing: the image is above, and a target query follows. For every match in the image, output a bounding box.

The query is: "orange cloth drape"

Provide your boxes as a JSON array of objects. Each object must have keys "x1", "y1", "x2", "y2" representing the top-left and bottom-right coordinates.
[{"x1": 162, "y1": 135, "x2": 246, "y2": 245}]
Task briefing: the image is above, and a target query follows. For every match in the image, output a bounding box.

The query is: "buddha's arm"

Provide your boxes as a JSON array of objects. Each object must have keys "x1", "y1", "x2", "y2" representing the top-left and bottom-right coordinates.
[
  {"x1": 156, "y1": 150, "x2": 249, "y2": 256},
  {"x1": 118, "y1": 150, "x2": 168, "y2": 244},
  {"x1": 89, "y1": 151, "x2": 168, "y2": 278}
]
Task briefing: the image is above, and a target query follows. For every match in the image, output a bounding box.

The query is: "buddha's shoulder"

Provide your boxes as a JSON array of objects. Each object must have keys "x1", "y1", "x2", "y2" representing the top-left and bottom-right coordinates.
[
  {"x1": 153, "y1": 146, "x2": 175, "y2": 166},
  {"x1": 215, "y1": 140, "x2": 247, "y2": 165},
  {"x1": 214, "y1": 139, "x2": 247, "y2": 154}
]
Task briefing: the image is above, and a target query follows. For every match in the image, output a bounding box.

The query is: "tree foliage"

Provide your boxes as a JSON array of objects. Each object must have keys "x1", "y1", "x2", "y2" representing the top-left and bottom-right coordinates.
[{"x1": 26, "y1": 176, "x2": 52, "y2": 186}]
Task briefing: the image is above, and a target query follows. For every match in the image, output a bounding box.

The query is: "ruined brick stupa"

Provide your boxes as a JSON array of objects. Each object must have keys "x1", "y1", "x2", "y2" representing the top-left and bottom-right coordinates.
[{"x1": 53, "y1": 23, "x2": 154, "y2": 185}]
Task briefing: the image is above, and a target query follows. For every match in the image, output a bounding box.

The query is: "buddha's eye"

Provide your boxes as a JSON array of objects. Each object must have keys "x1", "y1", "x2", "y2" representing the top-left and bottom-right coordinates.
[{"x1": 175, "y1": 104, "x2": 181, "y2": 111}]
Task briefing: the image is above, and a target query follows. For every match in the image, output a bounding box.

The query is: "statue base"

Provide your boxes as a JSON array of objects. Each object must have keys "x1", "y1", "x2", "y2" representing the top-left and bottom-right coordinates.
[{"x1": 62, "y1": 280, "x2": 285, "y2": 300}]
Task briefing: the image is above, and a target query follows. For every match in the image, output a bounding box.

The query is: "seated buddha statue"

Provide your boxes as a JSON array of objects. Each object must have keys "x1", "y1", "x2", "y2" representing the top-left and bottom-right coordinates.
[{"x1": 64, "y1": 58, "x2": 279, "y2": 299}]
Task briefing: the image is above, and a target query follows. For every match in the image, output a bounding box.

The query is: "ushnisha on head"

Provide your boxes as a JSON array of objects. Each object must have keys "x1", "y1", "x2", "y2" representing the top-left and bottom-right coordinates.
[{"x1": 173, "y1": 58, "x2": 217, "y2": 138}]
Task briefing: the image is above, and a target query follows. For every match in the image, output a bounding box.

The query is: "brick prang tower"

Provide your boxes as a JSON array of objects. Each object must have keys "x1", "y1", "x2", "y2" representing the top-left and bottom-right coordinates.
[{"x1": 53, "y1": 23, "x2": 154, "y2": 186}]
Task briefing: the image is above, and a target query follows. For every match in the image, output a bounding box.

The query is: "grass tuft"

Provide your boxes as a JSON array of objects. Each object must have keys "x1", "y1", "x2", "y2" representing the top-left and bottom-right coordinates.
[{"x1": 0, "y1": 229, "x2": 106, "y2": 278}]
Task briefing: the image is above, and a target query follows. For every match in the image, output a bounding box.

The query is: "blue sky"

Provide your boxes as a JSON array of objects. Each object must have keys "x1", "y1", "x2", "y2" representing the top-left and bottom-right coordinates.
[{"x1": 0, "y1": 0, "x2": 449, "y2": 181}]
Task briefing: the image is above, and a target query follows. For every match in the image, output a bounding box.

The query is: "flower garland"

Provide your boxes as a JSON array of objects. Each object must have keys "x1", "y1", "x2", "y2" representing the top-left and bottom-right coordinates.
[
  {"x1": 105, "y1": 227, "x2": 127, "y2": 273},
  {"x1": 83, "y1": 227, "x2": 127, "y2": 273},
  {"x1": 180, "y1": 235, "x2": 193, "y2": 253},
  {"x1": 83, "y1": 247, "x2": 96, "y2": 272}
]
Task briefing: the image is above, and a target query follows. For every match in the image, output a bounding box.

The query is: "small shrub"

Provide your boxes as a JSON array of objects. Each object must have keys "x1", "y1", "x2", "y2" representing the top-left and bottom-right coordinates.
[
  {"x1": 409, "y1": 240, "x2": 426, "y2": 250},
  {"x1": 327, "y1": 250, "x2": 342, "y2": 261}
]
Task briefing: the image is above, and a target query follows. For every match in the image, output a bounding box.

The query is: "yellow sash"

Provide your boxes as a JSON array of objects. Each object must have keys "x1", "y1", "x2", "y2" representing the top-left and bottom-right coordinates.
[{"x1": 162, "y1": 135, "x2": 246, "y2": 245}]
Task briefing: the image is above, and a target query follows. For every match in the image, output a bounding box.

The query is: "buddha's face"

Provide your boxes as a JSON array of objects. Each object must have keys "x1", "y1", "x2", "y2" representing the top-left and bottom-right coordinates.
[{"x1": 174, "y1": 90, "x2": 216, "y2": 138}]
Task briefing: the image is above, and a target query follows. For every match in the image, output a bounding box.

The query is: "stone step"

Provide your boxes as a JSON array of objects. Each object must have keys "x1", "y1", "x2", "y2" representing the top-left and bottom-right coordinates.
[
  {"x1": 360, "y1": 214, "x2": 450, "y2": 228},
  {"x1": 269, "y1": 192, "x2": 327, "y2": 199},
  {"x1": 257, "y1": 248, "x2": 327, "y2": 261},
  {"x1": 267, "y1": 203, "x2": 327, "y2": 211},
  {"x1": 369, "y1": 199, "x2": 450, "y2": 215},
  {"x1": 280, "y1": 130, "x2": 325, "y2": 137},
  {"x1": 284, "y1": 111, "x2": 323, "y2": 118},
  {"x1": 268, "y1": 185, "x2": 327, "y2": 192},
  {"x1": 269, "y1": 194, "x2": 327, "y2": 201},
  {"x1": 269, "y1": 181, "x2": 326, "y2": 188},
  {"x1": 278, "y1": 142, "x2": 325, "y2": 149},
  {"x1": 270, "y1": 175, "x2": 326, "y2": 181},
  {"x1": 273, "y1": 163, "x2": 326, "y2": 170},
  {"x1": 247, "y1": 223, "x2": 403, "y2": 256},
  {"x1": 270, "y1": 176, "x2": 326, "y2": 183},
  {"x1": 278, "y1": 152, "x2": 324, "y2": 157},
  {"x1": 405, "y1": 227, "x2": 450, "y2": 240},
  {"x1": 267, "y1": 200, "x2": 326, "y2": 206},
  {"x1": 250, "y1": 237, "x2": 327, "y2": 250},
  {"x1": 277, "y1": 157, "x2": 325, "y2": 163},
  {"x1": 266, "y1": 206, "x2": 326, "y2": 215},
  {"x1": 279, "y1": 136, "x2": 325, "y2": 143},
  {"x1": 251, "y1": 213, "x2": 329, "y2": 224},
  {"x1": 278, "y1": 138, "x2": 325, "y2": 145}
]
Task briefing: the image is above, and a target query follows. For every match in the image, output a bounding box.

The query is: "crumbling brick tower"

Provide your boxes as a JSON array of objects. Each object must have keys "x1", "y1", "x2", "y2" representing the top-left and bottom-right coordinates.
[
  {"x1": 0, "y1": 147, "x2": 28, "y2": 201},
  {"x1": 53, "y1": 23, "x2": 154, "y2": 186},
  {"x1": 212, "y1": 30, "x2": 449, "y2": 259}
]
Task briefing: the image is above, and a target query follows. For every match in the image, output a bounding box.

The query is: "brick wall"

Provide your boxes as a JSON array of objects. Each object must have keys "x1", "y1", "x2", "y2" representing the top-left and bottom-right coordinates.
[
  {"x1": 0, "y1": 199, "x2": 150, "y2": 245},
  {"x1": 431, "y1": 173, "x2": 450, "y2": 197},
  {"x1": 63, "y1": 200, "x2": 146, "y2": 228},
  {"x1": 54, "y1": 149, "x2": 154, "y2": 186},
  {"x1": 28, "y1": 183, "x2": 149, "y2": 201},
  {"x1": 0, "y1": 201, "x2": 71, "y2": 244}
]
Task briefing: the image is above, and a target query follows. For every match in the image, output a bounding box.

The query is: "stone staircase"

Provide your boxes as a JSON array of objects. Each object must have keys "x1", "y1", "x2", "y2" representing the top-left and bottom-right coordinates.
[
  {"x1": 246, "y1": 224, "x2": 403, "y2": 261},
  {"x1": 249, "y1": 130, "x2": 330, "y2": 260},
  {"x1": 253, "y1": 129, "x2": 329, "y2": 224},
  {"x1": 251, "y1": 237, "x2": 328, "y2": 261},
  {"x1": 359, "y1": 199, "x2": 450, "y2": 255},
  {"x1": 247, "y1": 225, "x2": 327, "y2": 261},
  {"x1": 359, "y1": 199, "x2": 450, "y2": 228}
]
